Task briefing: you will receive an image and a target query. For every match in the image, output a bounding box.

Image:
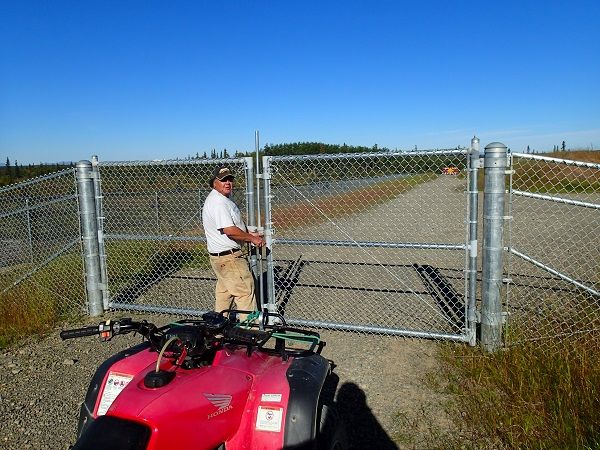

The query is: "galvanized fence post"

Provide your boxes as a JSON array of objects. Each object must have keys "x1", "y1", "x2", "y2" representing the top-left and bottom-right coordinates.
[
  {"x1": 91, "y1": 156, "x2": 110, "y2": 310},
  {"x1": 244, "y1": 157, "x2": 258, "y2": 279},
  {"x1": 262, "y1": 155, "x2": 276, "y2": 310},
  {"x1": 25, "y1": 198, "x2": 34, "y2": 263},
  {"x1": 466, "y1": 136, "x2": 480, "y2": 346},
  {"x1": 481, "y1": 142, "x2": 508, "y2": 351},
  {"x1": 76, "y1": 160, "x2": 104, "y2": 316}
]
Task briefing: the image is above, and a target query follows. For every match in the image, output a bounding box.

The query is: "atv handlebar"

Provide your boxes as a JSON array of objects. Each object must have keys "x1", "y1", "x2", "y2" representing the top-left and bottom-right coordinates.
[
  {"x1": 60, "y1": 310, "x2": 324, "y2": 358},
  {"x1": 60, "y1": 325, "x2": 101, "y2": 340}
]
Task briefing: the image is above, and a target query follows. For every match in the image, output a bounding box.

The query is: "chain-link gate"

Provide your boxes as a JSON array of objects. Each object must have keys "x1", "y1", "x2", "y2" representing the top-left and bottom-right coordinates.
[
  {"x1": 95, "y1": 157, "x2": 255, "y2": 315},
  {"x1": 0, "y1": 169, "x2": 86, "y2": 332},
  {"x1": 506, "y1": 153, "x2": 600, "y2": 348},
  {"x1": 259, "y1": 150, "x2": 474, "y2": 341}
]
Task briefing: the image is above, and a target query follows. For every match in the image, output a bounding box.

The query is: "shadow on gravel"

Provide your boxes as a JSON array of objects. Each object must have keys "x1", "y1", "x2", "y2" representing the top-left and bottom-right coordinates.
[
  {"x1": 111, "y1": 250, "x2": 191, "y2": 304},
  {"x1": 414, "y1": 264, "x2": 465, "y2": 328},
  {"x1": 336, "y1": 382, "x2": 398, "y2": 450}
]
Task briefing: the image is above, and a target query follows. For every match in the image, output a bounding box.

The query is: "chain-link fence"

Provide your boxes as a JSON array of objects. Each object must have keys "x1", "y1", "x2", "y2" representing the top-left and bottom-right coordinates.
[
  {"x1": 96, "y1": 158, "x2": 253, "y2": 315},
  {"x1": 506, "y1": 153, "x2": 600, "y2": 347},
  {"x1": 2, "y1": 147, "x2": 598, "y2": 350},
  {"x1": 0, "y1": 169, "x2": 85, "y2": 339},
  {"x1": 263, "y1": 150, "x2": 473, "y2": 340}
]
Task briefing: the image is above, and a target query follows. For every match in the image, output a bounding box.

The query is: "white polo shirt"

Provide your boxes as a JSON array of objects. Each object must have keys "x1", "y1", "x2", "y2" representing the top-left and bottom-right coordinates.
[{"x1": 202, "y1": 189, "x2": 247, "y2": 253}]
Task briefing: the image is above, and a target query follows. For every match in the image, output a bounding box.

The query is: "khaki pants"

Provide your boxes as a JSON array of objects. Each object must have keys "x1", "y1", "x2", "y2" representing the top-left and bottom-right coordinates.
[{"x1": 209, "y1": 252, "x2": 256, "y2": 320}]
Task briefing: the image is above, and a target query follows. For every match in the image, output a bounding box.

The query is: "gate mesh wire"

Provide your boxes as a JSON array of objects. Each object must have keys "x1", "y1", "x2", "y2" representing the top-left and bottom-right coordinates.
[
  {"x1": 506, "y1": 154, "x2": 600, "y2": 348},
  {"x1": 97, "y1": 159, "x2": 248, "y2": 314},
  {"x1": 0, "y1": 169, "x2": 84, "y2": 336},
  {"x1": 266, "y1": 151, "x2": 469, "y2": 338}
]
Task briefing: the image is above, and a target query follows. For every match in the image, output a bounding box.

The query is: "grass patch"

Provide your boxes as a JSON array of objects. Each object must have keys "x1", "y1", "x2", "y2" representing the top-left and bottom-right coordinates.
[
  {"x1": 0, "y1": 240, "x2": 210, "y2": 348},
  {"x1": 0, "y1": 251, "x2": 85, "y2": 348},
  {"x1": 437, "y1": 334, "x2": 600, "y2": 449},
  {"x1": 272, "y1": 173, "x2": 435, "y2": 229}
]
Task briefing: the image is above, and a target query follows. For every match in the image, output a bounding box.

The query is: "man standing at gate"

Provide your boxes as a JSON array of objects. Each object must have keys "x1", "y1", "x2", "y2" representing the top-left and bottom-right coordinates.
[{"x1": 202, "y1": 166, "x2": 265, "y2": 319}]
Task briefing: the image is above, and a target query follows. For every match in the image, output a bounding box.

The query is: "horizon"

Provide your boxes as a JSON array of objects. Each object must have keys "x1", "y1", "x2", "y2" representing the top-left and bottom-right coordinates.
[{"x1": 1, "y1": 1, "x2": 599, "y2": 165}]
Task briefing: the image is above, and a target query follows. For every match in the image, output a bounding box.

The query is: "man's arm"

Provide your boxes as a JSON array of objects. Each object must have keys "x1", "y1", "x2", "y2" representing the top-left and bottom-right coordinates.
[{"x1": 222, "y1": 226, "x2": 265, "y2": 247}]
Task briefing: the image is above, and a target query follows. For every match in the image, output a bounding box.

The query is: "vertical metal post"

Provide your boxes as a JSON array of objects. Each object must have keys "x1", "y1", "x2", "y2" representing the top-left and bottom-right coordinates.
[
  {"x1": 244, "y1": 157, "x2": 258, "y2": 279},
  {"x1": 76, "y1": 160, "x2": 104, "y2": 316},
  {"x1": 155, "y1": 191, "x2": 160, "y2": 232},
  {"x1": 481, "y1": 142, "x2": 508, "y2": 351},
  {"x1": 466, "y1": 136, "x2": 480, "y2": 346},
  {"x1": 254, "y1": 131, "x2": 264, "y2": 307},
  {"x1": 91, "y1": 156, "x2": 109, "y2": 310},
  {"x1": 25, "y1": 198, "x2": 34, "y2": 263},
  {"x1": 262, "y1": 155, "x2": 276, "y2": 307}
]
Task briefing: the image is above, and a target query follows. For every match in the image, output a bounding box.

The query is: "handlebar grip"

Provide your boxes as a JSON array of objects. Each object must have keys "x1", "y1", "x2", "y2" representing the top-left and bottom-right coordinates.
[
  {"x1": 225, "y1": 327, "x2": 269, "y2": 345},
  {"x1": 60, "y1": 326, "x2": 100, "y2": 340}
]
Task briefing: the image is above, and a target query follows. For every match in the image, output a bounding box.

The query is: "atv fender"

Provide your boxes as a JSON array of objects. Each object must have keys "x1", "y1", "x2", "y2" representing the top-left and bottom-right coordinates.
[{"x1": 283, "y1": 354, "x2": 331, "y2": 449}]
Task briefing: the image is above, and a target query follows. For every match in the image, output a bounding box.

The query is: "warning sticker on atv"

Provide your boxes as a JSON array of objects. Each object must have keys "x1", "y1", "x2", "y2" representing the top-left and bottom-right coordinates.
[
  {"x1": 256, "y1": 406, "x2": 283, "y2": 432},
  {"x1": 97, "y1": 372, "x2": 133, "y2": 416},
  {"x1": 260, "y1": 393, "x2": 282, "y2": 402}
]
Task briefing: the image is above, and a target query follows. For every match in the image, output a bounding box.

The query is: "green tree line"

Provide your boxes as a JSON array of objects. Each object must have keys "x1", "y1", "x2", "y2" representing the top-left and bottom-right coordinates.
[{"x1": 1, "y1": 158, "x2": 74, "y2": 187}]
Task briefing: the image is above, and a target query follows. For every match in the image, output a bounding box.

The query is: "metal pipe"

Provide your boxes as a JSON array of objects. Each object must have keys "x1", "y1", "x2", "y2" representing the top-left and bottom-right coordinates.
[
  {"x1": 155, "y1": 191, "x2": 160, "y2": 232},
  {"x1": 105, "y1": 233, "x2": 207, "y2": 242},
  {"x1": 511, "y1": 152, "x2": 600, "y2": 169},
  {"x1": 91, "y1": 155, "x2": 110, "y2": 310},
  {"x1": 271, "y1": 149, "x2": 467, "y2": 162},
  {"x1": 109, "y1": 302, "x2": 209, "y2": 316},
  {"x1": 98, "y1": 157, "x2": 247, "y2": 167},
  {"x1": 76, "y1": 160, "x2": 104, "y2": 316},
  {"x1": 481, "y1": 142, "x2": 508, "y2": 352},
  {"x1": 0, "y1": 195, "x2": 78, "y2": 220},
  {"x1": 107, "y1": 302, "x2": 470, "y2": 342},
  {"x1": 285, "y1": 318, "x2": 470, "y2": 342},
  {"x1": 255, "y1": 131, "x2": 264, "y2": 307},
  {"x1": 25, "y1": 198, "x2": 34, "y2": 263},
  {"x1": 466, "y1": 136, "x2": 480, "y2": 346},
  {"x1": 508, "y1": 247, "x2": 600, "y2": 297},
  {"x1": 244, "y1": 157, "x2": 258, "y2": 280},
  {"x1": 275, "y1": 238, "x2": 465, "y2": 250},
  {"x1": 263, "y1": 156, "x2": 276, "y2": 306},
  {"x1": 512, "y1": 190, "x2": 600, "y2": 210}
]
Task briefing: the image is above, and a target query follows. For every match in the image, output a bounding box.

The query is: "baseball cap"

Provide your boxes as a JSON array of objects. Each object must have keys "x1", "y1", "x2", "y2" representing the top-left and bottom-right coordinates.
[{"x1": 209, "y1": 166, "x2": 235, "y2": 187}]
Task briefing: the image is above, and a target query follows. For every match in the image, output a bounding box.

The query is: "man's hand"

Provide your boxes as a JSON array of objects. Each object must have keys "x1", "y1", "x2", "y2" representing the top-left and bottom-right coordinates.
[
  {"x1": 222, "y1": 226, "x2": 265, "y2": 247},
  {"x1": 249, "y1": 232, "x2": 265, "y2": 247}
]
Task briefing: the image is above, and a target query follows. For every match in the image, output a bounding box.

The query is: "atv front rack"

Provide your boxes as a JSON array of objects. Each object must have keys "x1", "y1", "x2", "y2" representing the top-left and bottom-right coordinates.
[{"x1": 60, "y1": 309, "x2": 325, "y2": 363}]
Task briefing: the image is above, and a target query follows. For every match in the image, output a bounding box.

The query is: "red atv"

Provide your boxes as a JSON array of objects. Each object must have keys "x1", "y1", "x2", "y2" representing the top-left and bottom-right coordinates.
[{"x1": 60, "y1": 310, "x2": 346, "y2": 450}]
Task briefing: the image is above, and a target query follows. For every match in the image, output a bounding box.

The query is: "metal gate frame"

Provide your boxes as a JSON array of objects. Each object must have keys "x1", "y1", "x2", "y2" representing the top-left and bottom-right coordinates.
[{"x1": 255, "y1": 139, "x2": 483, "y2": 344}]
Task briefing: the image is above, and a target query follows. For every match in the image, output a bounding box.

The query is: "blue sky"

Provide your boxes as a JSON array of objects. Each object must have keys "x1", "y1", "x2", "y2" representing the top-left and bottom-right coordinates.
[{"x1": 1, "y1": 1, "x2": 599, "y2": 164}]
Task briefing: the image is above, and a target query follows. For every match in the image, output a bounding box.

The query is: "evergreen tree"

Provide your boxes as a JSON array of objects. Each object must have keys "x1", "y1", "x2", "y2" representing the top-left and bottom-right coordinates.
[
  {"x1": 14, "y1": 160, "x2": 20, "y2": 178},
  {"x1": 6, "y1": 157, "x2": 12, "y2": 180},
  {"x1": 561, "y1": 141, "x2": 566, "y2": 152}
]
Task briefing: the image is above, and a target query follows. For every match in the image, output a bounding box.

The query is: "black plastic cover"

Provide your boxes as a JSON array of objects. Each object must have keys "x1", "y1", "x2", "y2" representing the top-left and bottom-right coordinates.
[
  {"x1": 283, "y1": 354, "x2": 331, "y2": 449},
  {"x1": 72, "y1": 415, "x2": 151, "y2": 450}
]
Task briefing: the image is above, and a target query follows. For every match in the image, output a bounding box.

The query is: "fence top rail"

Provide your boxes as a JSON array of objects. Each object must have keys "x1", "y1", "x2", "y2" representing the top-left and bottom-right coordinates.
[
  {"x1": 267, "y1": 148, "x2": 467, "y2": 162},
  {"x1": 0, "y1": 168, "x2": 75, "y2": 195},
  {"x1": 97, "y1": 157, "x2": 247, "y2": 167},
  {"x1": 512, "y1": 152, "x2": 600, "y2": 169}
]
